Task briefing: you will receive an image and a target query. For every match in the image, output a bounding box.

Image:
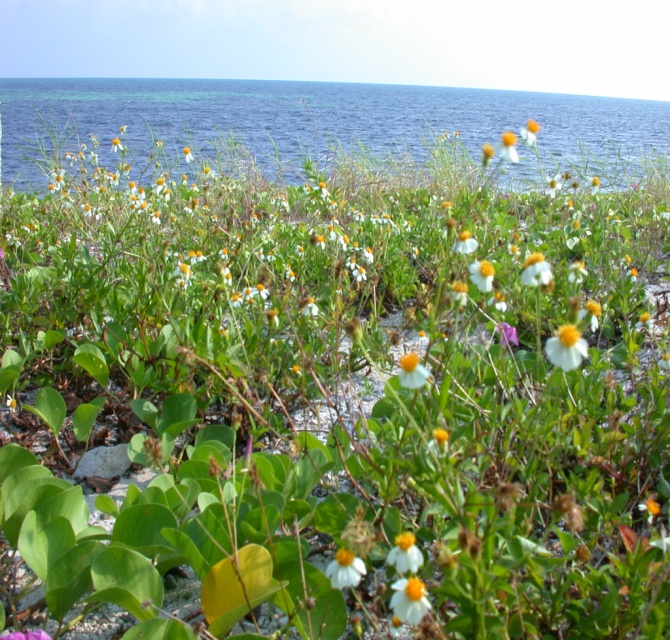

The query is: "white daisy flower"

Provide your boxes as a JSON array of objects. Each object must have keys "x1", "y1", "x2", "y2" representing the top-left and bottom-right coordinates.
[
  {"x1": 352, "y1": 266, "x2": 367, "y2": 282},
  {"x1": 390, "y1": 577, "x2": 432, "y2": 625},
  {"x1": 499, "y1": 131, "x2": 519, "y2": 163},
  {"x1": 449, "y1": 281, "x2": 469, "y2": 307},
  {"x1": 520, "y1": 119, "x2": 540, "y2": 147},
  {"x1": 587, "y1": 176, "x2": 601, "y2": 194},
  {"x1": 452, "y1": 230, "x2": 478, "y2": 254},
  {"x1": 547, "y1": 174, "x2": 563, "y2": 198},
  {"x1": 568, "y1": 260, "x2": 588, "y2": 284},
  {"x1": 387, "y1": 532, "x2": 424, "y2": 575},
  {"x1": 468, "y1": 260, "x2": 495, "y2": 293},
  {"x1": 578, "y1": 300, "x2": 602, "y2": 332},
  {"x1": 520, "y1": 252, "x2": 553, "y2": 287},
  {"x1": 545, "y1": 324, "x2": 589, "y2": 371},
  {"x1": 183, "y1": 146, "x2": 194, "y2": 163},
  {"x1": 325, "y1": 548, "x2": 366, "y2": 589},
  {"x1": 488, "y1": 291, "x2": 508, "y2": 313},
  {"x1": 398, "y1": 353, "x2": 430, "y2": 389},
  {"x1": 639, "y1": 497, "x2": 661, "y2": 523},
  {"x1": 300, "y1": 296, "x2": 319, "y2": 317},
  {"x1": 427, "y1": 428, "x2": 449, "y2": 458}
]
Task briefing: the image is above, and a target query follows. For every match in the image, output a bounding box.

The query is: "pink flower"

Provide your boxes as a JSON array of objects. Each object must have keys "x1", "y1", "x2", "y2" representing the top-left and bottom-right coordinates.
[
  {"x1": 497, "y1": 322, "x2": 519, "y2": 348},
  {"x1": 1, "y1": 632, "x2": 53, "y2": 640}
]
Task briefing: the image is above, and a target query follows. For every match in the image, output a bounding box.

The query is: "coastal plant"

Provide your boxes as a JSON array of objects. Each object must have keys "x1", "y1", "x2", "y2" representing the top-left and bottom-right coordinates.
[{"x1": 1, "y1": 119, "x2": 670, "y2": 639}]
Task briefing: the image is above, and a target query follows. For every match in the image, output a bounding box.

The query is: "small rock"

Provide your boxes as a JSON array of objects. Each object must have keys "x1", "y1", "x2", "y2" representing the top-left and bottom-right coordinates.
[{"x1": 73, "y1": 444, "x2": 131, "y2": 480}]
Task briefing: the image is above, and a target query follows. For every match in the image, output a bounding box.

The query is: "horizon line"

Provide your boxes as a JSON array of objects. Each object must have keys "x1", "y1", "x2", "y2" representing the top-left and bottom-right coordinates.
[{"x1": 1, "y1": 77, "x2": 668, "y2": 104}]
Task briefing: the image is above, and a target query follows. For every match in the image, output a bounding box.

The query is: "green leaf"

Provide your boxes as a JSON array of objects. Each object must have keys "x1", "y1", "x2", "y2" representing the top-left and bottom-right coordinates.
[
  {"x1": 2, "y1": 471, "x2": 71, "y2": 547},
  {"x1": 0, "y1": 366, "x2": 20, "y2": 395},
  {"x1": 18, "y1": 512, "x2": 75, "y2": 582},
  {"x1": 195, "y1": 423, "x2": 235, "y2": 448},
  {"x1": 45, "y1": 540, "x2": 105, "y2": 621},
  {"x1": 130, "y1": 398, "x2": 159, "y2": 430},
  {"x1": 119, "y1": 619, "x2": 198, "y2": 640},
  {"x1": 23, "y1": 387, "x2": 67, "y2": 436},
  {"x1": 273, "y1": 540, "x2": 347, "y2": 640},
  {"x1": 73, "y1": 343, "x2": 109, "y2": 387},
  {"x1": 128, "y1": 433, "x2": 175, "y2": 467},
  {"x1": 202, "y1": 544, "x2": 284, "y2": 637},
  {"x1": 72, "y1": 397, "x2": 106, "y2": 442},
  {"x1": 2, "y1": 349, "x2": 23, "y2": 368},
  {"x1": 0, "y1": 600, "x2": 5, "y2": 632},
  {"x1": 0, "y1": 443, "x2": 39, "y2": 485},
  {"x1": 43, "y1": 328, "x2": 67, "y2": 350},
  {"x1": 314, "y1": 493, "x2": 364, "y2": 538},
  {"x1": 111, "y1": 504, "x2": 178, "y2": 555},
  {"x1": 33, "y1": 484, "x2": 90, "y2": 535},
  {"x1": 157, "y1": 393, "x2": 199, "y2": 437},
  {"x1": 88, "y1": 546, "x2": 164, "y2": 621},
  {"x1": 95, "y1": 494, "x2": 119, "y2": 518}
]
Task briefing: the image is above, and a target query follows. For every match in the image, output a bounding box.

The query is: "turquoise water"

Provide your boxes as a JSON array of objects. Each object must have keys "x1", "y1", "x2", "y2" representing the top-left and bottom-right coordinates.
[{"x1": 2, "y1": 78, "x2": 670, "y2": 190}]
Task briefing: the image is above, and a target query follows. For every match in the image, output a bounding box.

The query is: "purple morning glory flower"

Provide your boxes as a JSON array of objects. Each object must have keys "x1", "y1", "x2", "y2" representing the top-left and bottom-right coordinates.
[
  {"x1": 497, "y1": 322, "x2": 519, "y2": 348},
  {"x1": 0, "y1": 631, "x2": 52, "y2": 640}
]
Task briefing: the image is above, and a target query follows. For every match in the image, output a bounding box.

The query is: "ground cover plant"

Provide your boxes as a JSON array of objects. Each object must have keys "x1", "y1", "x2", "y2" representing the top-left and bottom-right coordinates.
[{"x1": 2, "y1": 121, "x2": 670, "y2": 639}]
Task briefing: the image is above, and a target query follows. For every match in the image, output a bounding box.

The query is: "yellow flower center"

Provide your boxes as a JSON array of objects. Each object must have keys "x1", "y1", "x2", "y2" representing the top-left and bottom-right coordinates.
[
  {"x1": 630, "y1": 268, "x2": 639, "y2": 277},
  {"x1": 592, "y1": 177, "x2": 600, "y2": 187},
  {"x1": 392, "y1": 615, "x2": 403, "y2": 629},
  {"x1": 639, "y1": 312, "x2": 651, "y2": 323},
  {"x1": 156, "y1": 177, "x2": 165, "y2": 186},
  {"x1": 549, "y1": 179, "x2": 557, "y2": 188},
  {"x1": 180, "y1": 263, "x2": 190, "y2": 275},
  {"x1": 292, "y1": 364, "x2": 301, "y2": 373},
  {"x1": 404, "y1": 577, "x2": 426, "y2": 602},
  {"x1": 458, "y1": 230, "x2": 472, "y2": 241},
  {"x1": 663, "y1": 354, "x2": 670, "y2": 362},
  {"x1": 557, "y1": 325, "x2": 581, "y2": 348},
  {"x1": 527, "y1": 119, "x2": 540, "y2": 134},
  {"x1": 112, "y1": 137, "x2": 120, "y2": 145},
  {"x1": 585, "y1": 301, "x2": 602, "y2": 316},
  {"x1": 441, "y1": 200, "x2": 453, "y2": 209},
  {"x1": 524, "y1": 252, "x2": 545, "y2": 268},
  {"x1": 452, "y1": 281, "x2": 468, "y2": 294},
  {"x1": 572, "y1": 220, "x2": 581, "y2": 230},
  {"x1": 316, "y1": 235, "x2": 325, "y2": 243},
  {"x1": 335, "y1": 548, "x2": 355, "y2": 567},
  {"x1": 432, "y1": 428, "x2": 449, "y2": 445},
  {"x1": 400, "y1": 352, "x2": 420, "y2": 373},
  {"x1": 479, "y1": 260, "x2": 495, "y2": 277},
  {"x1": 482, "y1": 143, "x2": 495, "y2": 159},
  {"x1": 646, "y1": 499, "x2": 661, "y2": 516},
  {"x1": 183, "y1": 147, "x2": 191, "y2": 155},
  {"x1": 501, "y1": 131, "x2": 517, "y2": 147},
  {"x1": 395, "y1": 532, "x2": 417, "y2": 552}
]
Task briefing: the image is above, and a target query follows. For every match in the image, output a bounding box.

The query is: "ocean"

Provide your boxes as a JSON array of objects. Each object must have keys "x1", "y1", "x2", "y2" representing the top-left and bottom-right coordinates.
[{"x1": 1, "y1": 78, "x2": 670, "y2": 191}]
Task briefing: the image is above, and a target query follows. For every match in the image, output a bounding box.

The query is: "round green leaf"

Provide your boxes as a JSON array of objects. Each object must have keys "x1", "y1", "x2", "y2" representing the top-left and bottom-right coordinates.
[
  {"x1": 88, "y1": 546, "x2": 164, "y2": 621},
  {"x1": 112, "y1": 503, "x2": 178, "y2": 555},
  {"x1": 73, "y1": 343, "x2": 109, "y2": 388},
  {"x1": 45, "y1": 540, "x2": 104, "y2": 621},
  {"x1": 23, "y1": 387, "x2": 66, "y2": 436},
  {"x1": 120, "y1": 619, "x2": 198, "y2": 640}
]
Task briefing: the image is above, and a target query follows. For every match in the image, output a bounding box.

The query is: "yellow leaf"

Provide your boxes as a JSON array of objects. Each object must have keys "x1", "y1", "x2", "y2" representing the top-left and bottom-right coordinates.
[{"x1": 201, "y1": 544, "x2": 273, "y2": 625}]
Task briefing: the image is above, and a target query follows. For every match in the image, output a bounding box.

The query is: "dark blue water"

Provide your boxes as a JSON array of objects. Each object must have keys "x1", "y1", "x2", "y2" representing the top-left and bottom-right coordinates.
[{"x1": 2, "y1": 78, "x2": 670, "y2": 191}]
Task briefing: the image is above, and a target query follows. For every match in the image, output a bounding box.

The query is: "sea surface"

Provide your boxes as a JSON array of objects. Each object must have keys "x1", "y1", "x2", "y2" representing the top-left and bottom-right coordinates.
[{"x1": 1, "y1": 78, "x2": 670, "y2": 192}]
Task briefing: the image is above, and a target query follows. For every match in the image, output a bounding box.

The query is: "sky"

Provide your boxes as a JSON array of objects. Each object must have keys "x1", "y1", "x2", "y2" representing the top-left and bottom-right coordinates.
[{"x1": 1, "y1": 0, "x2": 668, "y2": 102}]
